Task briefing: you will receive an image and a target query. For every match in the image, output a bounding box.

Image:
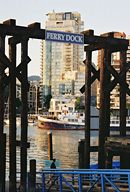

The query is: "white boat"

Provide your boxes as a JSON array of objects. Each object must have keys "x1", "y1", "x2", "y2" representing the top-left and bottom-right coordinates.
[
  {"x1": 110, "y1": 117, "x2": 130, "y2": 131},
  {"x1": 38, "y1": 106, "x2": 99, "y2": 130},
  {"x1": 38, "y1": 107, "x2": 130, "y2": 132}
]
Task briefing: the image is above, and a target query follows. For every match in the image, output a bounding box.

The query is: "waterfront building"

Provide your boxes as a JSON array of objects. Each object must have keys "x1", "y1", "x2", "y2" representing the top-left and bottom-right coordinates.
[
  {"x1": 28, "y1": 76, "x2": 42, "y2": 114},
  {"x1": 40, "y1": 11, "x2": 84, "y2": 98},
  {"x1": 97, "y1": 32, "x2": 130, "y2": 115},
  {"x1": 49, "y1": 96, "x2": 76, "y2": 116}
]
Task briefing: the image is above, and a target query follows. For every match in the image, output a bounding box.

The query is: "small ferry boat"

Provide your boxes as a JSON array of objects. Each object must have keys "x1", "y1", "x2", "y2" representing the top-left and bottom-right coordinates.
[
  {"x1": 110, "y1": 117, "x2": 130, "y2": 131},
  {"x1": 38, "y1": 108, "x2": 130, "y2": 132},
  {"x1": 38, "y1": 106, "x2": 99, "y2": 130}
]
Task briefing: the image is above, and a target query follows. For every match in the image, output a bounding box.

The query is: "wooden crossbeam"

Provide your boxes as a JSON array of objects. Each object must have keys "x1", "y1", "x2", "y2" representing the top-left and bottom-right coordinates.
[
  {"x1": 8, "y1": 36, "x2": 26, "y2": 45},
  {"x1": 0, "y1": 23, "x2": 45, "y2": 40},
  {"x1": 3, "y1": 56, "x2": 31, "y2": 87},
  {"x1": 83, "y1": 60, "x2": 100, "y2": 81},
  {"x1": 84, "y1": 34, "x2": 129, "y2": 47},
  {"x1": 104, "y1": 62, "x2": 130, "y2": 93},
  {"x1": 105, "y1": 62, "x2": 130, "y2": 95},
  {"x1": 84, "y1": 44, "x2": 128, "y2": 52},
  {"x1": 0, "y1": 49, "x2": 31, "y2": 85},
  {"x1": 0, "y1": 20, "x2": 128, "y2": 47},
  {"x1": 16, "y1": 140, "x2": 30, "y2": 148},
  {"x1": 80, "y1": 61, "x2": 100, "y2": 93}
]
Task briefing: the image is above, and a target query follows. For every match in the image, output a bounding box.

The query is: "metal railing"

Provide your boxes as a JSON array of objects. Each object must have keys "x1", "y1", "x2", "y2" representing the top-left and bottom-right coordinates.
[{"x1": 23, "y1": 169, "x2": 130, "y2": 191}]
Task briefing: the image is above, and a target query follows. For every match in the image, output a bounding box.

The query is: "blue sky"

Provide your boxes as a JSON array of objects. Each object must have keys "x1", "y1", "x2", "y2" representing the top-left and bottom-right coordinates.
[{"x1": 1, "y1": 0, "x2": 130, "y2": 76}]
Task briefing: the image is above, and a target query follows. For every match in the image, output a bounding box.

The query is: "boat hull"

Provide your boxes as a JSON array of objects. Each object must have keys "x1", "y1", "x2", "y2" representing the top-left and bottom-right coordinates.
[
  {"x1": 38, "y1": 116, "x2": 130, "y2": 132},
  {"x1": 38, "y1": 119, "x2": 84, "y2": 130},
  {"x1": 38, "y1": 118, "x2": 130, "y2": 132}
]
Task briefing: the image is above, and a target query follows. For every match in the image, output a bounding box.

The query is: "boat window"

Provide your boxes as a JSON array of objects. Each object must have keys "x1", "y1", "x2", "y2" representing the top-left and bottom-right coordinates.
[
  {"x1": 68, "y1": 119, "x2": 74, "y2": 122},
  {"x1": 75, "y1": 119, "x2": 78, "y2": 122},
  {"x1": 80, "y1": 114, "x2": 83, "y2": 116},
  {"x1": 82, "y1": 120, "x2": 85, "y2": 123},
  {"x1": 112, "y1": 121, "x2": 115, "y2": 124},
  {"x1": 116, "y1": 121, "x2": 119, "y2": 124},
  {"x1": 128, "y1": 121, "x2": 130, "y2": 124}
]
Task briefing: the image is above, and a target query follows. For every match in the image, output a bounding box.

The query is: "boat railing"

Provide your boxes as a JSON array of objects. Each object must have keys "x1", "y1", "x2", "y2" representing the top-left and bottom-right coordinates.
[{"x1": 18, "y1": 169, "x2": 130, "y2": 192}]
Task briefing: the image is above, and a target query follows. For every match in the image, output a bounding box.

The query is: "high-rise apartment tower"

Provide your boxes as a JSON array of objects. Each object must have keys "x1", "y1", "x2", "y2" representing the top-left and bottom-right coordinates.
[{"x1": 40, "y1": 11, "x2": 84, "y2": 97}]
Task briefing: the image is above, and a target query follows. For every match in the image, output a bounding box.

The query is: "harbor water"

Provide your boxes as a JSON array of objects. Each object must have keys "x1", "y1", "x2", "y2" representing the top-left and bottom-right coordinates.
[{"x1": 4, "y1": 125, "x2": 99, "y2": 178}]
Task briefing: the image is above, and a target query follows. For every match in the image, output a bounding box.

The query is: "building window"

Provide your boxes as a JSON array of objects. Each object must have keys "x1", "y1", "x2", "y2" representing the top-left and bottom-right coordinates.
[{"x1": 63, "y1": 13, "x2": 72, "y2": 20}]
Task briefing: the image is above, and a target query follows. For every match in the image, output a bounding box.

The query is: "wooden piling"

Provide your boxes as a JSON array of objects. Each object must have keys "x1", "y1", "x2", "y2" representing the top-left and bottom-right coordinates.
[
  {"x1": 104, "y1": 50, "x2": 111, "y2": 138},
  {"x1": 98, "y1": 49, "x2": 107, "y2": 169},
  {"x1": 120, "y1": 50, "x2": 127, "y2": 169},
  {"x1": 0, "y1": 35, "x2": 5, "y2": 192},
  {"x1": 78, "y1": 140, "x2": 84, "y2": 169},
  {"x1": 105, "y1": 151, "x2": 112, "y2": 169},
  {"x1": 84, "y1": 51, "x2": 92, "y2": 169},
  {"x1": 9, "y1": 39, "x2": 17, "y2": 192},
  {"x1": 48, "y1": 132, "x2": 53, "y2": 160},
  {"x1": 120, "y1": 51, "x2": 127, "y2": 137},
  {"x1": 2, "y1": 134, "x2": 6, "y2": 192},
  {"x1": 29, "y1": 160, "x2": 36, "y2": 192},
  {"x1": 20, "y1": 37, "x2": 29, "y2": 192}
]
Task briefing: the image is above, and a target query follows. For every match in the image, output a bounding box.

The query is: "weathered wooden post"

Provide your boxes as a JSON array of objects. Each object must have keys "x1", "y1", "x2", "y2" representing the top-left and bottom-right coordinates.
[
  {"x1": 9, "y1": 37, "x2": 17, "y2": 191},
  {"x1": 84, "y1": 51, "x2": 92, "y2": 169},
  {"x1": 98, "y1": 49, "x2": 107, "y2": 169},
  {"x1": 78, "y1": 140, "x2": 85, "y2": 169},
  {"x1": 120, "y1": 50, "x2": 127, "y2": 137},
  {"x1": 29, "y1": 159, "x2": 36, "y2": 192},
  {"x1": 120, "y1": 50, "x2": 127, "y2": 169},
  {"x1": 20, "y1": 36, "x2": 29, "y2": 192},
  {"x1": 48, "y1": 132, "x2": 53, "y2": 160},
  {"x1": 84, "y1": 30, "x2": 93, "y2": 169},
  {"x1": 105, "y1": 150, "x2": 113, "y2": 169},
  {"x1": 2, "y1": 133, "x2": 6, "y2": 192},
  {"x1": 0, "y1": 35, "x2": 5, "y2": 191},
  {"x1": 104, "y1": 50, "x2": 111, "y2": 138}
]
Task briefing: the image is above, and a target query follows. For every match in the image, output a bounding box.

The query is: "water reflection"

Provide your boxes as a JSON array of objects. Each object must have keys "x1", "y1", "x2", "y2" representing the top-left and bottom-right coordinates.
[{"x1": 4, "y1": 125, "x2": 99, "y2": 175}]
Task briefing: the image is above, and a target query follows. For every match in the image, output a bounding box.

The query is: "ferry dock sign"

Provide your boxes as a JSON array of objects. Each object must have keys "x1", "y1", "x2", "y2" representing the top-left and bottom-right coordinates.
[{"x1": 45, "y1": 30, "x2": 84, "y2": 44}]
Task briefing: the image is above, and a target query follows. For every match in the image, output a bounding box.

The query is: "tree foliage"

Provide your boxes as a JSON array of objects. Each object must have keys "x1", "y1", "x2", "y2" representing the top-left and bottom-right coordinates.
[{"x1": 75, "y1": 97, "x2": 85, "y2": 110}]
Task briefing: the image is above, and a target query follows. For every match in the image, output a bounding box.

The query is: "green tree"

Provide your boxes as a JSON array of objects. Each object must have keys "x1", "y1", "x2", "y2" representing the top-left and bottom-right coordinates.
[
  {"x1": 75, "y1": 97, "x2": 81, "y2": 109},
  {"x1": 126, "y1": 103, "x2": 130, "y2": 109},
  {"x1": 75, "y1": 97, "x2": 85, "y2": 111}
]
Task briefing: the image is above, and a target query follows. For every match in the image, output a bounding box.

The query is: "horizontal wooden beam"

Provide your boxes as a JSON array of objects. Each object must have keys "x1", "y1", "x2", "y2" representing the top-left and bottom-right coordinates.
[
  {"x1": 8, "y1": 36, "x2": 29, "y2": 45},
  {"x1": 3, "y1": 19, "x2": 16, "y2": 26},
  {"x1": 0, "y1": 23, "x2": 45, "y2": 40},
  {"x1": 84, "y1": 43, "x2": 128, "y2": 52},
  {"x1": 0, "y1": 22, "x2": 129, "y2": 48},
  {"x1": 16, "y1": 140, "x2": 30, "y2": 148},
  {"x1": 81, "y1": 29, "x2": 94, "y2": 36},
  {"x1": 90, "y1": 146, "x2": 98, "y2": 152},
  {"x1": 28, "y1": 22, "x2": 41, "y2": 29},
  {"x1": 84, "y1": 34, "x2": 129, "y2": 47}
]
